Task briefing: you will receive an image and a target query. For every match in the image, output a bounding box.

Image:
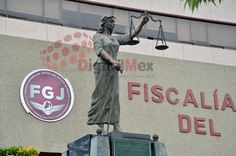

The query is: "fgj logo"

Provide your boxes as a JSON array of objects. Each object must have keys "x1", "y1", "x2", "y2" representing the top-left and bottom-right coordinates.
[{"x1": 20, "y1": 69, "x2": 74, "y2": 122}]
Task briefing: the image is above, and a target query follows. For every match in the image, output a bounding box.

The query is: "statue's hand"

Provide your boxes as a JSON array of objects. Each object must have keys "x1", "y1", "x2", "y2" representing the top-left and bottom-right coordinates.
[
  {"x1": 141, "y1": 16, "x2": 149, "y2": 25},
  {"x1": 111, "y1": 60, "x2": 121, "y2": 71}
]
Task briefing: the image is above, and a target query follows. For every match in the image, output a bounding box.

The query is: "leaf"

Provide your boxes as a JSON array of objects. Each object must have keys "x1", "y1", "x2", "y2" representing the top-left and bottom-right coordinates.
[
  {"x1": 212, "y1": 0, "x2": 217, "y2": 6},
  {"x1": 184, "y1": 0, "x2": 191, "y2": 8},
  {"x1": 184, "y1": 0, "x2": 222, "y2": 12}
]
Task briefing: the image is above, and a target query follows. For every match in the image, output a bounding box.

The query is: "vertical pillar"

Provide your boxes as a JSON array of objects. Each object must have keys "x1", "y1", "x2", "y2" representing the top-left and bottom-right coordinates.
[
  {"x1": 90, "y1": 129, "x2": 110, "y2": 156},
  {"x1": 153, "y1": 134, "x2": 168, "y2": 156}
]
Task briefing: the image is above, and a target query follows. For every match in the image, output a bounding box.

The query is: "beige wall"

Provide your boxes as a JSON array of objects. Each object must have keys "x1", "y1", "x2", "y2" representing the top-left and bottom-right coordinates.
[{"x1": 1, "y1": 34, "x2": 236, "y2": 156}]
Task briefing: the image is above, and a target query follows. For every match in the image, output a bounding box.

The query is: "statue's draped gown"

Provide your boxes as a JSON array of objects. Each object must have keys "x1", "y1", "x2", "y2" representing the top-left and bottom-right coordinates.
[{"x1": 87, "y1": 33, "x2": 131, "y2": 125}]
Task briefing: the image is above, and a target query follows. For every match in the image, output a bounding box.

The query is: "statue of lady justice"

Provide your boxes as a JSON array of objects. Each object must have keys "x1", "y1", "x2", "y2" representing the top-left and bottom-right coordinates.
[{"x1": 87, "y1": 15, "x2": 149, "y2": 132}]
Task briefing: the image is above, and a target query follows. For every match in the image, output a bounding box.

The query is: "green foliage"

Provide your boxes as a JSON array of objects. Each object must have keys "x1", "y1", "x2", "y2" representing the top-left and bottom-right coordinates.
[
  {"x1": 0, "y1": 146, "x2": 39, "y2": 156},
  {"x1": 16, "y1": 147, "x2": 39, "y2": 156},
  {"x1": 184, "y1": 0, "x2": 222, "y2": 11},
  {"x1": 6, "y1": 146, "x2": 19, "y2": 156},
  {"x1": 0, "y1": 147, "x2": 7, "y2": 156}
]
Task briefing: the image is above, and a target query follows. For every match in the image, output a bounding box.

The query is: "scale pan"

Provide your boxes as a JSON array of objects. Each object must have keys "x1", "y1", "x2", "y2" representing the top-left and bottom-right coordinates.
[
  {"x1": 126, "y1": 40, "x2": 140, "y2": 45},
  {"x1": 155, "y1": 45, "x2": 168, "y2": 50}
]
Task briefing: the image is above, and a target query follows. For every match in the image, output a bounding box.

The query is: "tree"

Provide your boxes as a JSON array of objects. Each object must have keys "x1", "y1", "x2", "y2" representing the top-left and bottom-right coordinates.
[{"x1": 184, "y1": 0, "x2": 222, "y2": 11}]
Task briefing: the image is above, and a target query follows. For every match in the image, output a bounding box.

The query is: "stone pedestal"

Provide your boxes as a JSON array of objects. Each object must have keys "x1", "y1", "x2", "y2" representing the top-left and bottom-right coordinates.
[
  {"x1": 66, "y1": 132, "x2": 167, "y2": 156},
  {"x1": 67, "y1": 134, "x2": 92, "y2": 156},
  {"x1": 153, "y1": 142, "x2": 168, "y2": 156},
  {"x1": 90, "y1": 135, "x2": 110, "y2": 156},
  {"x1": 109, "y1": 132, "x2": 151, "y2": 156}
]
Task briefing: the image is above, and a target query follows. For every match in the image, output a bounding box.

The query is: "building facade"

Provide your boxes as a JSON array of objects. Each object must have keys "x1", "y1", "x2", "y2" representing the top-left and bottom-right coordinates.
[{"x1": 0, "y1": 0, "x2": 236, "y2": 156}]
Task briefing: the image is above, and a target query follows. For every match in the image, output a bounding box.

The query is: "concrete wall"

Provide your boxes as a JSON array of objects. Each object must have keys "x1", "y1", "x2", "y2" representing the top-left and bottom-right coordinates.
[
  {"x1": 1, "y1": 16, "x2": 236, "y2": 67},
  {"x1": 1, "y1": 34, "x2": 236, "y2": 156}
]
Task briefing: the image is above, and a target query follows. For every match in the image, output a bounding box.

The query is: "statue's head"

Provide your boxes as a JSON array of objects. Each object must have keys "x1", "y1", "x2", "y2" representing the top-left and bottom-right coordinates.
[{"x1": 97, "y1": 15, "x2": 116, "y2": 33}]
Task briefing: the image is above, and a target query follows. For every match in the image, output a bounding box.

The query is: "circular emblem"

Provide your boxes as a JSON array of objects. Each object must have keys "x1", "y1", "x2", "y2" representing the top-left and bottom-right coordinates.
[{"x1": 20, "y1": 69, "x2": 74, "y2": 122}]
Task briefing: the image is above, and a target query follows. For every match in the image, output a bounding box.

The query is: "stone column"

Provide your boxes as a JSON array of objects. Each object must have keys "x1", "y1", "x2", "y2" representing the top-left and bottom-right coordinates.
[{"x1": 90, "y1": 129, "x2": 110, "y2": 156}]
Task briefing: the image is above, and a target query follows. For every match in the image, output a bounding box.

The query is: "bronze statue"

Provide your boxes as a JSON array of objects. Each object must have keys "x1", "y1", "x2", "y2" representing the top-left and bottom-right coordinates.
[{"x1": 87, "y1": 15, "x2": 149, "y2": 132}]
